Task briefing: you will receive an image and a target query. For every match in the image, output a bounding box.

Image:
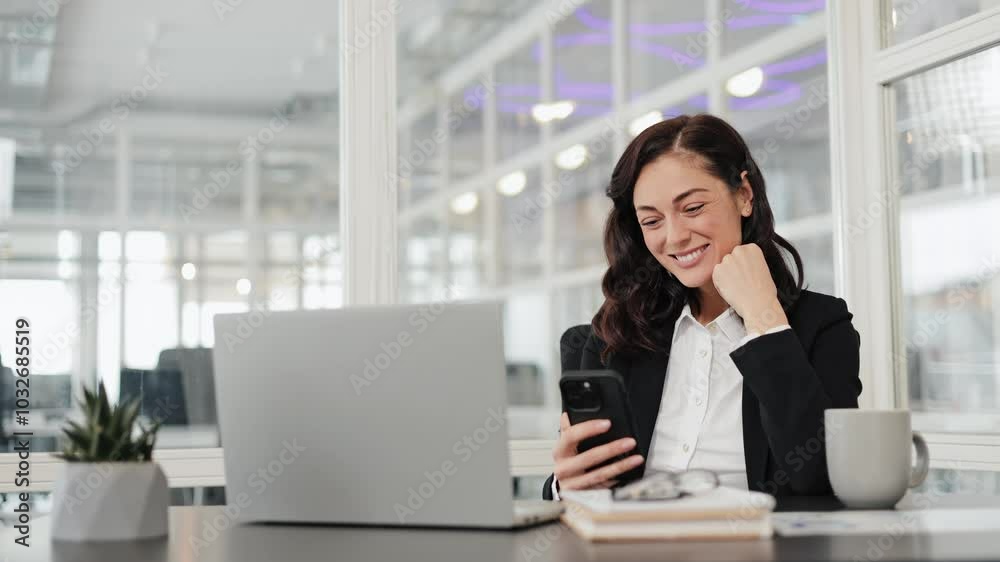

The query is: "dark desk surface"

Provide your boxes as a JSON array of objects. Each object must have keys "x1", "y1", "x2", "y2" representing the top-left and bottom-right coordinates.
[{"x1": 6, "y1": 494, "x2": 1000, "y2": 562}]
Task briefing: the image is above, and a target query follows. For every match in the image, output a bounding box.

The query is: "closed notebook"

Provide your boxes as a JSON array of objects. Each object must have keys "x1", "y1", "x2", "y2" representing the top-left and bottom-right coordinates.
[{"x1": 559, "y1": 487, "x2": 775, "y2": 542}]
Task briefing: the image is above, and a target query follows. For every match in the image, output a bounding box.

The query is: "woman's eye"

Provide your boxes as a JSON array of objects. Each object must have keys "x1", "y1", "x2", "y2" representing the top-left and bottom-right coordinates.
[
  {"x1": 684, "y1": 204, "x2": 705, "y2": 214},
  {"x1": 640, "y1": 218, "x2": 660, "y2": 227}
]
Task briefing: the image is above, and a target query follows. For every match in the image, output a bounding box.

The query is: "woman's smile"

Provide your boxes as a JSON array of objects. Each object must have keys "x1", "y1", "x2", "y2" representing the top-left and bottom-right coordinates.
[{"x1": 671, "y1": 243, "x2": 710, "y2": 268}]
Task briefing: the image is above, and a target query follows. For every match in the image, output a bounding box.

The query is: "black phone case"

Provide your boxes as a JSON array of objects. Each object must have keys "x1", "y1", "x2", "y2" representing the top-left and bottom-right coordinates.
[{"x1": 559, "y1": 370, "x2": 644, "y2": 485}]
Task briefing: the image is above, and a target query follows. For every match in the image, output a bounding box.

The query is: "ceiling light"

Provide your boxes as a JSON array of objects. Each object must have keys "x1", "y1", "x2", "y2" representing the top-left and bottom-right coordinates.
[
  {"x1": 236, "y1": 278, "x2": 252, "y2": 296},
  {"x1": 181, "y1": 262, "x2": 197, "y2": 280},
  {"x1": 496, "y1": 171, "x2": 527, "y2": 197},
  {"x1": 726, "y1": 67, "x2": 765, "y2": 98},
  {"x1": 531, "y1": 101, "x2": 575, "y2": 123},
  {"x1": 628, "y1": 110, "x2": 663, "y2": 137},
  {"x1": 449, "y1": 192, "x2": 479, "y2": 215},
  {"x1": 555, "y1": 144, "x2": 588, "y2": 170}
]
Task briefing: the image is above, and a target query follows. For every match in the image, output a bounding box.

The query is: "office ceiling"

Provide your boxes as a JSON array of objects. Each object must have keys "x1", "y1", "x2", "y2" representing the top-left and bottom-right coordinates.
[{"x1": 0, "y1": 0, "x2": 533, "y2": 125}]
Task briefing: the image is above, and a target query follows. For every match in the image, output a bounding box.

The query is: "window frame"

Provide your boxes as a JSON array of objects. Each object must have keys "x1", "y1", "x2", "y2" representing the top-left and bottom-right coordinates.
[{"x1": 829, "y1": 1, "x2": 1000, "y2": 472}]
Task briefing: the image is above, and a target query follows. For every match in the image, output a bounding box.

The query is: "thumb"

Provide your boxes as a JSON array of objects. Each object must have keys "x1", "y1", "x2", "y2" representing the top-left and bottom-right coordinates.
[{"x1": 560, "y1": 412, "x2": 571, "y2": 431}]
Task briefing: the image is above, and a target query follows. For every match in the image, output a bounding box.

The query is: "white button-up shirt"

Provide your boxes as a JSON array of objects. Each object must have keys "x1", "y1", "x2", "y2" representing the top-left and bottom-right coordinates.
[{"x1": 646, "y1": 305, "x2": 760, "y2": 489}]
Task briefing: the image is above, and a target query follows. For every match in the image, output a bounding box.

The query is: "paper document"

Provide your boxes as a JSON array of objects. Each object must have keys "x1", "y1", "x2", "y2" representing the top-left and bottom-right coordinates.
[{"x1": 773, "y1": 508, "x2": 1000, "y2": 537}]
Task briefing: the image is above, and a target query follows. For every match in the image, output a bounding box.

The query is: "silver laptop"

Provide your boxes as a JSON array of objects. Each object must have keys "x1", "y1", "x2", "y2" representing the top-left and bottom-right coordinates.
[{"x1": 212, "y1": 301, "x2": 562, "y2": 528}]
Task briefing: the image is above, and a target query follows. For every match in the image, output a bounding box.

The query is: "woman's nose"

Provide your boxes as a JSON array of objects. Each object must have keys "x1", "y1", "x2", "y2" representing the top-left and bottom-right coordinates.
[{"x1": 665, "y1": 218, "x2": 690, "y2": 248}]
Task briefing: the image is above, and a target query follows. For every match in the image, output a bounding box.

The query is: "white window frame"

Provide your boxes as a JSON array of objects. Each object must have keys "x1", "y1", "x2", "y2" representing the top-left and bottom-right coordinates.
[{"x1": 829, "y1": 1, "x2": 1000, "y2": 472}]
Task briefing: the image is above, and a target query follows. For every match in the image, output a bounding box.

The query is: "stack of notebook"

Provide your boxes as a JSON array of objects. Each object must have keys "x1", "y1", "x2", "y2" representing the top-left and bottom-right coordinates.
[{"x1": 559, "y1": 487, "x2": 776, "y2": 542}]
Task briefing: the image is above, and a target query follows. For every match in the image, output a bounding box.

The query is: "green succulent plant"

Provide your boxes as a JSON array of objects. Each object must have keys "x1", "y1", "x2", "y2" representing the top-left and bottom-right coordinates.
[{"x1": 57, "y1": 381, "x2": 160, "y2": 462}]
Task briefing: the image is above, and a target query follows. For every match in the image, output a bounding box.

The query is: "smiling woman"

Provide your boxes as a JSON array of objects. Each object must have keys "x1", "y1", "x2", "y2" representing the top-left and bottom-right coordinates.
[{"x1": 545, "y1": 114, "x2": 862, "y2": 500}]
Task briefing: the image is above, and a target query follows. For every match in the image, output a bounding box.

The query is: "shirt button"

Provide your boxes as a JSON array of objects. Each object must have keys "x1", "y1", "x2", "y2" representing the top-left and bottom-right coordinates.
[
  {"x1": 708, "y1": 325, "x2": 718, "y2": 334},
  {"x1": 695, "y1": 398, "x2": 703, "y2": 406},
  {"x1": 699, "y1": 349, "x2": 708, "y2": 358},
  {"x1": 682, "y1": 443, "x2": 690, "y2": 453}
]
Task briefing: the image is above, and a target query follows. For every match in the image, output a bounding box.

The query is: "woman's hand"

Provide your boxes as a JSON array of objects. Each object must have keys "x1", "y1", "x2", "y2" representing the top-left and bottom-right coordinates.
[
  {"x1": 711, "y1": 243, "x2": 788, "y2": 335},
  {"x1": 552, "y1": 412, "x2": 644, "y2": 493}
]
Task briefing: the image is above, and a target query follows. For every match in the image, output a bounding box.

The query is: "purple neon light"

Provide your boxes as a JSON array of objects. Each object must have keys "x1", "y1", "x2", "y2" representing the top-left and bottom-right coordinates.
[
  {"x1": 630, "y1": 38, "x2": 702, "y2": 67},
  {"x1": 727, "y1": 14, "x2": 802, "y2": 29},
  {"x1": 688, "y1": 94, "x2": 710, "y2": 108},
  {"x1": 555, "y1": 82, "x2": 613, "y2": 100},
  {"x1": 551, "y1": 32, "x2": 703, "y2": 67},
  {"x1": 554, "y1": 32, "x2": 609, "y2": 48},
  {"x1": 573, "y1": 8, "x2": 701, "y2": 34},
  {"x1": 740, "y1": 0, "x2": 825, "y2": 14},
  {"x1": 485, "y1": 3, "x2": 828, "y2": 119},
  {"x1": 496, "y1": 84, "x2": 541, "y2": 98},
  {"x1": 762, "y1": 48, "x2": 827, "y2": 74}
]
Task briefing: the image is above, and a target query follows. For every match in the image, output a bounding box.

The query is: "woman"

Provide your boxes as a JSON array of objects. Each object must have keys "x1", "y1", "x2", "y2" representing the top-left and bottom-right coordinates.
[{"x1": 544, "y1": 114, "x2": 861, "y2": 499}]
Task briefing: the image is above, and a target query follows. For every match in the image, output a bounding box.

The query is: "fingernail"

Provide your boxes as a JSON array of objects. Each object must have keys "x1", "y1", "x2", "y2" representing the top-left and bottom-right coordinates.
[
  {"x1": 619, "y1": 438, "x2": 635, "y2": 450},
  {"x1": 629, "y1": 456, "x2": 644, "y2": 465},
  {"x1": 598, "y1": 420, "x2": 611, "y2": 429}
]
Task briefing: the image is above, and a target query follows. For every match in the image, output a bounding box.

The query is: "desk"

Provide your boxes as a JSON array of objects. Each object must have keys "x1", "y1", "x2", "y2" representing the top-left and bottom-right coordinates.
[{"x1": 4, "y1": 495, "x2": 1000, "y2": 561}]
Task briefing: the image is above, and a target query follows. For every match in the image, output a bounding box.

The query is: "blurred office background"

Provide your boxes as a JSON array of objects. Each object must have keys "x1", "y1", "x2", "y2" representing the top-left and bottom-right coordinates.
[{"x1": 1, "y1": 0, "x2": 1000, "y2": 508}]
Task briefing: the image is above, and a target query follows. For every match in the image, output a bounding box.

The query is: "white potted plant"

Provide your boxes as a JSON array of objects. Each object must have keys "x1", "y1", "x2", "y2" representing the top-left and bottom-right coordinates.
[{"x1": 50, "y1": 381, "x2": 169, "y2": 542}]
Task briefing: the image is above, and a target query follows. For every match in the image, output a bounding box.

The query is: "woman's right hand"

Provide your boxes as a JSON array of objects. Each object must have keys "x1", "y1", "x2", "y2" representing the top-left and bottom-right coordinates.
[{"x1": 552, "y1": 412, "x2": 644, "y2": 492}]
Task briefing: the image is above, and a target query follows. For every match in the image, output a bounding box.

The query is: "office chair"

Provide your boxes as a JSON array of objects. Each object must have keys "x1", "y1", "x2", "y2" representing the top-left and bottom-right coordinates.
[
  {"x1": 30, "y1": 374, "x2": 72, "y2": 411},
  {"x1": 119, "y1": 368, "x2": 189, "y2": 426},
  {"x1": 0, "y1": 362, "x2": 11, "y2": 452},
  {"x1": 505, "y1": 362, "x2": 544, "y2": 406},
  {"x1": 154, "y1": 348, "x2": 217, "y2": 426},
  {"x1": 560, "y1": 324, "x2": 592, "y2": 372}
]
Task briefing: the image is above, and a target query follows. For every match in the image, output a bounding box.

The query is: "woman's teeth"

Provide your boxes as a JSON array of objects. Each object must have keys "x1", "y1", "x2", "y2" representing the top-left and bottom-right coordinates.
[{"x1": 675, "y1": 245, "x2": 708, "y2": 264}]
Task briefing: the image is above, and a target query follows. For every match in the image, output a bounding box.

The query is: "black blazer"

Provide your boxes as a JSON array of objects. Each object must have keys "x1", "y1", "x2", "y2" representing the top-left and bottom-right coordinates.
[{"x1": 543, "y1": 289, "x2": 861, "y2": 499}]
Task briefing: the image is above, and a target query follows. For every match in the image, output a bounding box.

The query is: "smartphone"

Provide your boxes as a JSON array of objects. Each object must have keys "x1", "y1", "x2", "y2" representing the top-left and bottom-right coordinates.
[{"x1": 559, "y1": 370, "x2": 643, "y2": 484}]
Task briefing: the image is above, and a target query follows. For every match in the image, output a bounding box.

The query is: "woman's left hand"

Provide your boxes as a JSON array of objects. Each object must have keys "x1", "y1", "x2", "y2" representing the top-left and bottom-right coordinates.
[{"x1": 711, "y1": 243, "x2": 788, "y2": 335}]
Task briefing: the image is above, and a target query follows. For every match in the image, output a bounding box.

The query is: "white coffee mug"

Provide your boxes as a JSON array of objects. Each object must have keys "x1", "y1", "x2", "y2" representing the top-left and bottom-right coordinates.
[{"x1": 824, "y1": 409, "x2": 930, "y2": 509}]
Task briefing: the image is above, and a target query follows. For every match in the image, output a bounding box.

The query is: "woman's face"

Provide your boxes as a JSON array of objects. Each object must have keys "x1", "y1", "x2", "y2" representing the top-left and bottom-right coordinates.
[{"x1": 633, "y1": 154, "x2": 752, "y2": 291}]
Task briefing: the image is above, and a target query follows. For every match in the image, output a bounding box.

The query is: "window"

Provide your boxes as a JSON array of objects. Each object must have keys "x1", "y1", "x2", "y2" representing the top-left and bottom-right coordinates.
[
  {"x1": 0, "y1": 1, "x2": 341, "y2": 464},
  {"x1": 885, "y1": 0, "x2": 991, "y2": 46},
  {"x1": 496, "y1": 43, "x2": 543, "y2": 161},
  {"x1": 626, "y1": 2, "x2": 706, "y2": 99},
  {"x1": 552, "y1": 0, "x2": 613, "y2": 133},
  {"x1": 893, "y1": 45, "x2": 1000, "y2": 434},
  {"x1": 396, "y1": 1, "x2": 834, "y2": 445},
  {"x1": 726, "y1": 43, "x2": 834, "y2": 293}
]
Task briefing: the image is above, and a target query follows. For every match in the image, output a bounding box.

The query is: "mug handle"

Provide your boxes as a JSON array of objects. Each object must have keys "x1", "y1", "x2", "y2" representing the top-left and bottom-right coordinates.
[{"x1": 909, "y1": 431, "x2": 930, "y2": 488}]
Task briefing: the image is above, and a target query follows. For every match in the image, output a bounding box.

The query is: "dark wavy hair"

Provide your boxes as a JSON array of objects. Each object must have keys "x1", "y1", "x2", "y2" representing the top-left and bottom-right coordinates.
[{"x1": 593, "y1": 114, "x2": 804, "y2": 362}]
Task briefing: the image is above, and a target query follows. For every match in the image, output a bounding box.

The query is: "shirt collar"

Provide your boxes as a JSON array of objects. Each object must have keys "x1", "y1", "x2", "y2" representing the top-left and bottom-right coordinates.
[{"x1": 675, "y1": 303, "x2": 746, "y2": 342}]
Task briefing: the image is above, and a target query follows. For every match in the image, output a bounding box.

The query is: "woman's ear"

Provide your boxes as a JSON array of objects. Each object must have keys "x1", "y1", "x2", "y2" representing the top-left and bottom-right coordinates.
[{"x1": 738, "y1": 170, "x2": 753, "y2": 217}]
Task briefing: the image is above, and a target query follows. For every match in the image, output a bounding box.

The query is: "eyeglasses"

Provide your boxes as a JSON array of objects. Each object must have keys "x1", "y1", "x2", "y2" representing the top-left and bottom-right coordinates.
[{"x1": 611, "y1": 469, "x2": 720, "y2": 501}]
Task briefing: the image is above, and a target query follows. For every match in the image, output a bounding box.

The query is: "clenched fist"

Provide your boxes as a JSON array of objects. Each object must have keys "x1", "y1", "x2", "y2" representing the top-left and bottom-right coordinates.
[{"x1": 711, "y1": 243, "x2": 788, "y2": 335}]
